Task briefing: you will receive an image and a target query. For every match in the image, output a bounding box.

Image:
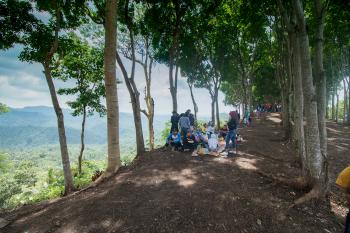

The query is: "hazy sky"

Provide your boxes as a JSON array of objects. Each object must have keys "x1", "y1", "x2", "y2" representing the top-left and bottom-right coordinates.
[{"x1": 0, "y1": 45, "x2": 233, "y2": 116}]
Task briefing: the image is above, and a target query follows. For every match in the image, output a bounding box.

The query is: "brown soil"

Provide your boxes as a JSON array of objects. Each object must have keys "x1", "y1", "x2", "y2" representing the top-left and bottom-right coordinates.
[{"x1": 1, "y1": 114, "x2": 349, "y2": 233}]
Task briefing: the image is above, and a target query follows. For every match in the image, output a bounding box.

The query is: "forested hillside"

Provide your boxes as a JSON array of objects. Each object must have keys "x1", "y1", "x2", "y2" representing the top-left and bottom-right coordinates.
[{"x1": 0, "y1": 106, "x2": 169, "y2": 148}]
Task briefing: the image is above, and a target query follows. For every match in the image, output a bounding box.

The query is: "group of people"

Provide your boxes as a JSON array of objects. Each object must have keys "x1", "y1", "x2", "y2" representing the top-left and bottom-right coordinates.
[
  {"x1": 256, "y1": 103, "x2": 282, "y2": 113},
  {"x1": 165, "y1": 109, "x2": 239, "y2": 156}
]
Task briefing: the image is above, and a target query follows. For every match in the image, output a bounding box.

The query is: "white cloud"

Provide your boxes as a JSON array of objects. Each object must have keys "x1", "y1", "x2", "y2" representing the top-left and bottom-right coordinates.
[{"x1": 0, "y1": 47, "x2": 234, "y2": 117}]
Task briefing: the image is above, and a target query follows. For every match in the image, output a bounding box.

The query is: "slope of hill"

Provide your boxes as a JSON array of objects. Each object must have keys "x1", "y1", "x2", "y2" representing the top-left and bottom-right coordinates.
[{"x1": 1, "y1": 116, "x2": 346, "y2": 233}]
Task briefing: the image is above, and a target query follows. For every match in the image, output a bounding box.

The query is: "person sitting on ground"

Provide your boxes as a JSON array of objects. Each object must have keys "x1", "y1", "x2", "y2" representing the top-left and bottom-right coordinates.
[
  {"x1": 170, "y1": 111, "x2": 179, "y2": 133},
  {"x1": 207, "y1": 121, "x2": 215, "y2": 139},
  {"x1": 225, "y1": 111, "x2": 238, "y2": 154},
  {"x1": 208, "y1": 133, "x2": 219, "y2": 152},
  {"x1": 201, "y1": 123, "x2": 208, "y2": 134},
  {"x1": 178, "y1": 113, "x2": 191, "y2": 138},
  {"x1": 219, "y1": 124, "x2": 228, "y2": 139},
  {"x1": 165, "y1": 129, "x2": 182, "y2": 151},
  {"x1": 336, "y1": 165, "x2": 350, "y2": 233},
  {"x1": 194, "y1": 128, "x2": 208, "y2": 148},
  {"x1": 182, "y1": 131, "x2": 197, "y2": 152}
]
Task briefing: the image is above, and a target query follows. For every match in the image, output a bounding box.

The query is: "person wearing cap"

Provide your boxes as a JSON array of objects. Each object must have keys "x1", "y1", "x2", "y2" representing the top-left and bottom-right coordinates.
[
  {"x1": 170, "y1": 111, "x2": 179, "y2": 133},
  {"x1": 336, "y1": 166, "x2": 350, "y2": 233}
]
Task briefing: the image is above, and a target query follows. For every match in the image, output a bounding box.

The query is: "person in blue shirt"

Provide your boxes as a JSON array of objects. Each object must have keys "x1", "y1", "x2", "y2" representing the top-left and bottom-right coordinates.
[{"x1": 165, "y1": 129, "x2": 182, "y2": 151}]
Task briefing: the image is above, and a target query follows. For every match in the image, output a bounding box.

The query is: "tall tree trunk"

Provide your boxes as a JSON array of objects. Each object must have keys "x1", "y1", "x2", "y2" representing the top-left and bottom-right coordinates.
[
  {"x1": 145, "y1": 58, "x2": 155, "y2": 150},
  {"x1": 169, "y1": 14, "x2": 179, "y2": 113},
  {"x1": 116, "y1": 53, "x2": 145, "y2": 155},
  {"x1": 211, "y1": 97, "x2": 215, "y2": 126},
  {"x1": 343, "y1": 79, "x2": 348, "y2": 123},
  {"x1": 43, "y1": 64, "x2": 75, "y2": 193},
  {"x1": 215, "y1": 92, "x2": 220, "y2": 129},
  {"x1": 325, "y1": 95, "x2": 329, "y2": 119},
  {"x1": 143, "y1": 55, "x2": 155, "y2": 151},
  {"x1": 330, "y1": 55, "x2": 336, "y2": 121},
  {"x1": 336, "y1": 92, "x2": 339, "y2": 123},
  {"x1": 331, "y1": 88, "x2": 335, "y2": 120},
  {"x1": 347, "y1": 77, "x2": 350, "y2": 125},
  {"x1": 314, "y1": 0, "x2": 328, "y2": 188},
  {"x1": 117, "y1": 1, "x2": 145, "y2": 156},
  {"x1": 104, "y1": 0, "x2": 121, "y2": 174},
  {"x1": 78, "y1": 106, "x2": 86, "y2": 175},
  {"x1": 188, "y1": 82, "x2": 198, "y2": 122},
  {"x1": 42, "y1": 6, "x2": 74, "y2": 194},
  {"x1": 291, "y1": 30, "x2": 306, "y2": 168},
  {"x1": 294, "y1": 0, "x2": 327, "y2": 196}
]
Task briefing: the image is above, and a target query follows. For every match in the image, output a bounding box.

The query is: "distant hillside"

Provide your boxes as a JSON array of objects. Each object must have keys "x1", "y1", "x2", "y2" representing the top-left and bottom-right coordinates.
[{"x1": 0, "y1": 106, "x2": 169, "y2": 149}]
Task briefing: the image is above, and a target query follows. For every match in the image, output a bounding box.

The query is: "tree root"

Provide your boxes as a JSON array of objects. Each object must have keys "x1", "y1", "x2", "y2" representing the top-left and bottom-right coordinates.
[
  {"x1": 256, "y1": 171, "x2": 310, "y2": 190},
  {"x1": 291, "y1": 185, "x2": 325, "y2": 207}
]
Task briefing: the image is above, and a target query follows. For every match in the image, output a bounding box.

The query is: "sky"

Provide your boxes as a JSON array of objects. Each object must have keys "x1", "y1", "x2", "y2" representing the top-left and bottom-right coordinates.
[{"x1": 0, "y1": 45, "x2": 233, "y2": 116}]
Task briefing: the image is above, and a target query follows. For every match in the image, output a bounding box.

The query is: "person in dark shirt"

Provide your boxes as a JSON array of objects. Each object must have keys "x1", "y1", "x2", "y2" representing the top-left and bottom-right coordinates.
[
  {"x1": 182, "y1": 131, "x2": 197, "y2": 152},
  {"x1": 170, "y1": 111, "x2": 179, "y2": 133},
  {"x1": 186, "y1": 109, "x2": 195, "y2": 128},
  {"x1": 225, "y1": 111, "x2": 238, "y2": 152}
]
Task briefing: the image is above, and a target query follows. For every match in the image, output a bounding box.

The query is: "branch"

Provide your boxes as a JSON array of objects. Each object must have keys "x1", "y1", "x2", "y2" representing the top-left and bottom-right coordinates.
[
  {"x1": 140, "y1": 109, "x2": 149, "y2": 117},
  {"x1": 46, "y1": 3, "x2": 60, "y2": 64},
  {"x1": 85, "y1": 6, "x2": 104, "y2": 24}
]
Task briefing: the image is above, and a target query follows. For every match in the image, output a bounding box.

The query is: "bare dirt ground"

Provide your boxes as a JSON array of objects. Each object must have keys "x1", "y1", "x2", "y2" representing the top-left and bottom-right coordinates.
[{"x1": 1, "y1": 113, "x2": 349, "y2": 233}]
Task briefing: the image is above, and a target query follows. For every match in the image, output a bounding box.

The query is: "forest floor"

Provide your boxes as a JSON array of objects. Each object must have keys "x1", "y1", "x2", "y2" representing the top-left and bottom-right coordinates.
[{"x1": 1, "y1": 113, "x2": 350, "y2": 233}]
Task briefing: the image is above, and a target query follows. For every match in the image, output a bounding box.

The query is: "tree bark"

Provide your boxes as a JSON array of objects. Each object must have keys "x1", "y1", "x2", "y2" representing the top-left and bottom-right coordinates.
[
  {"x1": 104, "y1": 0, "x2": 121, "y2": 174},
  {"x1": 336, "y1": 92, "x2": 339, "y2": 123},
  {"x1": 116, "y1": 0, "x2": 145, "y2": 156},
  {"x1": 347, "y1": 77, "x2": 350, "y2": 125},
  {"x1": 291, "y1": 30, "x2": 306, "y2": 168},
  {"x1": 294, "y1": 0, "x2": 327, "y2": 194},
  {"x1": 42, "y1": 5, "x2": 74, "y2": 194},
  {"x1": 78, "y1": 106, "x2": 86, "y2": 175},
  {"x1": 215, "y1": 91, "x2": 220, "y2": 129},
  {"x1": 116, "y1": 53, "x2": 145, "y2": 155},
  {"x1": 144, "y1": 57, "x2": 155, "y2": 151},
  {"x1": 343, "y1": 79, "x2": 348, "y2": 123},
  {"x1": 169, "y1": 13, "x2": 180, "y2": 113},
  {"x1": 188, "y1": 82, "x2": 198, "y2": 122},
  {"x1": 314, "y1": 0, "x2": 328, "y2": 187},
  {"x1": 211, "y1": 97, "x2": 215, "y2": 126},
  {"x1": 331, "y1": 87, "x2": 335, "y2": 120},
  {"x1": 43, "y1": 64, "x2": 75, "y2": 193}
]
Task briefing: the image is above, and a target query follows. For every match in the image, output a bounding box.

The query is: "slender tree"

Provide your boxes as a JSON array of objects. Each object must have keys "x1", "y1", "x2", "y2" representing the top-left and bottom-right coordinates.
[
  {"x1": 104, "y1": 0, "x2": 121, "y2": 174},
  {"x1": 117, "y1": 0, "x2": 145, "y2": 155},
  {"x1": 293, "y1": 0, "x2": 327, "y2": 201},
  {"x1": 53, "y1": 35, "x2": 106, "y2": 174}
]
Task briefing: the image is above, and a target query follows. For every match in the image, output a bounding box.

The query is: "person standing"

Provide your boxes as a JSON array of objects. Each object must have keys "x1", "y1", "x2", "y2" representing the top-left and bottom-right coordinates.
[
  {"x1": 186, "y1": 109, "x2": 195, "y2": 130},
  {"x1": 225, "y1": 111, "x2": 238, "y2": 154},
  {"x1": 170, "y1": 111, "x2": 179, "y2": 133},
  {"x1": 178, "y1": 113, "x2": 190, "y2": 138}
]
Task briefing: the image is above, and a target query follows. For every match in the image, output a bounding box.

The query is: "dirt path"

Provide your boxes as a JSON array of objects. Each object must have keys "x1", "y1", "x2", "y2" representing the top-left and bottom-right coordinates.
[{"x1": 1, "y1": 114, "x2": 348, "y2": 233}]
